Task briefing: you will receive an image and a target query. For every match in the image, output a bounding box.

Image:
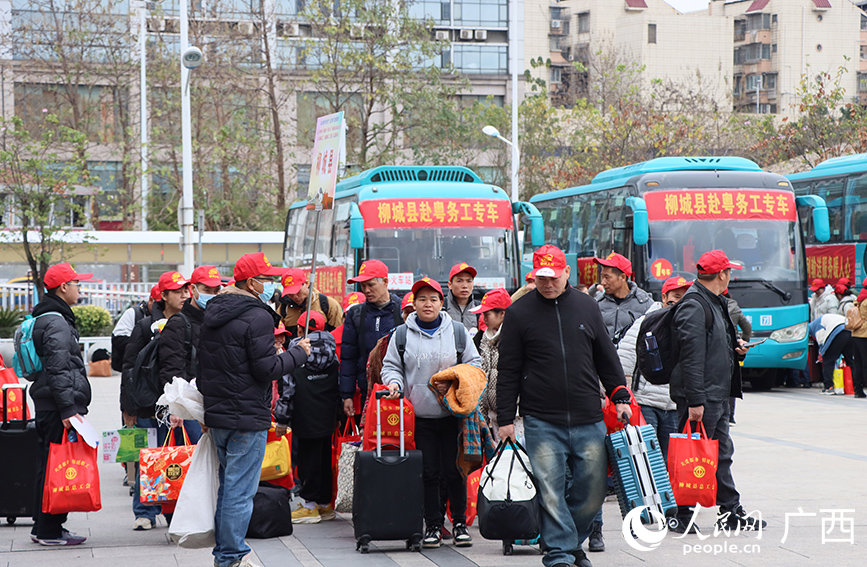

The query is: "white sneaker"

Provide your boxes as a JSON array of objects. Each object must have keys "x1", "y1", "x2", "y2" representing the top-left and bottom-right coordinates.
[{"x1": 133, "y1": 517, "x2": 154, "y2": 531}]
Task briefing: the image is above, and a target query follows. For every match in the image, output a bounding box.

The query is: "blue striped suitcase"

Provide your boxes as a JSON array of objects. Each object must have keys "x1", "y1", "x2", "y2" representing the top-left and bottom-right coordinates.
[{"x1": 606, "y1": 424, "x2": 677, "y2": 523}]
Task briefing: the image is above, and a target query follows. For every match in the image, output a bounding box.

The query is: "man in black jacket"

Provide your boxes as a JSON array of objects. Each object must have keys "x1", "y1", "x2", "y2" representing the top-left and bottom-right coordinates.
[
  {"x1": 29, "y1": 262, "x2": 93, "y2": 546},
  {"x1": 669, "y1": 250, "x2": 764, "y2": 534},
  {"x1": 198, "y1": 253, "x2": 310, "y2": 567},
  {"x1": 497, "y1": 245, "x2": 631, "y2": 567}
]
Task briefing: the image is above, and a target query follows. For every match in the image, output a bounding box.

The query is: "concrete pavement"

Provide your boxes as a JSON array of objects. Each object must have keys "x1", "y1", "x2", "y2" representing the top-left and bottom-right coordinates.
[{"x1": 2, "y1": 375, "x2": 867, "y2": 566}]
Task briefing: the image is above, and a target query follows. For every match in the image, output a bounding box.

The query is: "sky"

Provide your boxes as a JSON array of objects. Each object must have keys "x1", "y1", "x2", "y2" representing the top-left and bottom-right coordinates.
[{"x1": 664, "y1": 0, "x2": 711, "y2": 12}]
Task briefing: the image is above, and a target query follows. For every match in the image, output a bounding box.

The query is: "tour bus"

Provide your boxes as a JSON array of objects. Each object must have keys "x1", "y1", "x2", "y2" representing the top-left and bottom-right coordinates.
[
  {"x1": 528, "y1": 156, "x2": 831, "y2": 389},
  {"x1": 787, "y1": 153, "x2": 867, "y2": 287},
  {"x1": 282, "y1": 165, "x2": 544, "y2": 302}
]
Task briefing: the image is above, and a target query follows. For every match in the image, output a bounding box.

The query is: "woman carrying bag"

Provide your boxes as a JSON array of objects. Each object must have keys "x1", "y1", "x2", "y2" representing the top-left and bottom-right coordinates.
[{"x1": 380, "y1": 278, "x2": 482, "y2": 549}]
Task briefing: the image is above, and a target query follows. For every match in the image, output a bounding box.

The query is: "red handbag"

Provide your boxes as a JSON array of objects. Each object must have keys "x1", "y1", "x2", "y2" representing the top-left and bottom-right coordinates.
[
  {"x1": 602, "y1": 386, "x2": 646, "y2": 434},
  {"x1": 667, "y1": 421, "x2": 719, "y2": 508},
  {"x1": 139, "y1": 426, "x2": 194, "y2": 511},
  {"x1": 43, "y1": 431, "x2": 102, "y2": 514},
  {"x1": 0, "y1": 366, "x2": 30, "y2": 421},
  {"x1": 362, "y1": 384, "x2": 415, "y2": 451}
]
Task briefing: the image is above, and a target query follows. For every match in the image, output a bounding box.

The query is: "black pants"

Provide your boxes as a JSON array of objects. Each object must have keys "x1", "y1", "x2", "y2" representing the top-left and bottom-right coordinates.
[
  {"x1": 415, "y1": 416, "x2": 466, "y2": 528},
  {"x1": 296, "y1": 436, "x2": 333, "y2": 506},
  {"x1": 851, "y1": 337, "x2": 867, "y2": 395},
  {"x1": 822, "y1": 331, "x2": 857, "y2": 390},
  {"x1": 32, "y1": 410, "x2": 68, "y2": 539}
]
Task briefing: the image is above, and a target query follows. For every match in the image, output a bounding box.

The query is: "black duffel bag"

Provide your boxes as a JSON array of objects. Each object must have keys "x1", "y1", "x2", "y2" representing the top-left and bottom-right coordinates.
[
  {"x1": 477, "y1": 439, "x2": 541, "y2": 541},
  {"x1": 246, "y1": 482, "x2": 294, "y2": 539}
]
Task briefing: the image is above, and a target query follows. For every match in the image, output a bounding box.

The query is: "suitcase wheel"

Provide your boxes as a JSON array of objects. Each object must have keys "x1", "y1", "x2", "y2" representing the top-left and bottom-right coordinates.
[
  {"x1": 6, "y1": 517, "x2": 16, "y2": 525},
  {"x1": 356, "y1": 537, "x2": 371, "y2": 554},
  {"x1": 503, "y1": 541, "x2": 513, "y2": 555},
  {"x1": 407, "y1": 540, "x2": 421, "y2": 552}
]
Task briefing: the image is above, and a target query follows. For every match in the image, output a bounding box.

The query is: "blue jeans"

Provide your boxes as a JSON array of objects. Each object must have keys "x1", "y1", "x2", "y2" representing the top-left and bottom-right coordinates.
[
  {"x1": 639, "y1": 405, "x2": 678, "y2": 462},
  {"x1": 524, "y1": 416, "x2": 608, "y2": 567},
  {"x1": 211, "y1": 428, "x2": 267, "y2": 567}
]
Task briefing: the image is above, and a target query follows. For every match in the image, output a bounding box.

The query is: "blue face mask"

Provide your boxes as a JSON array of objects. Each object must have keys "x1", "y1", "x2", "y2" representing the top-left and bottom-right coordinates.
[
  {"x1": 196, "y1": 293, "x2": 215, "y2": 309},
  {"x1": 257, "y1": 281, "x2": 276, "y2": 304}
]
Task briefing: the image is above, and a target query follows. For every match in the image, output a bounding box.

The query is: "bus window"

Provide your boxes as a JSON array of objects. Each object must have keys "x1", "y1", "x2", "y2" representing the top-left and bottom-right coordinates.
[
  {"x1": 792, "y1": 181, "x2": 815, "y2": 244},
  {"x1": 813, "y1": 177, "x2": 845, "y2": 243},
  {"x1": 301, "y1": 208, "x2": 334, "y2": 265},
  {"x1": 332, "y1": 199, "x2": 353, "y2": 263},
  {"x1": 286, "y1": 208, "x2": 308, "y2": 267},
  {"x1": 847, "y1": 174, "x2": 867, "y2": 240}
]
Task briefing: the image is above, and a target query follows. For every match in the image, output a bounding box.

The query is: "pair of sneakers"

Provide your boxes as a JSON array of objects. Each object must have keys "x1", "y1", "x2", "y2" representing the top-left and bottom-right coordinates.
[
  {"x1": 291, "y1": 502, "x2": 336, "y2": 524},
  {"x1": 423, "y1": 522, "x2": 472, "y2": 548}
]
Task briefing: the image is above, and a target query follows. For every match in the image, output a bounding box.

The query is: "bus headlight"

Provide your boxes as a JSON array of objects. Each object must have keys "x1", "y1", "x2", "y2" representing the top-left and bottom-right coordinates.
[{"x1": 770, "y1": 322, "x2": 808, "y2": 343}]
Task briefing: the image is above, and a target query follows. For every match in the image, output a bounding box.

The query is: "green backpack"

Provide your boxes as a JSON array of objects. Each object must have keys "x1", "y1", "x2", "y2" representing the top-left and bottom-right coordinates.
[{"x1": 12, "y1": 313, "x2": 63, "y2": 380}]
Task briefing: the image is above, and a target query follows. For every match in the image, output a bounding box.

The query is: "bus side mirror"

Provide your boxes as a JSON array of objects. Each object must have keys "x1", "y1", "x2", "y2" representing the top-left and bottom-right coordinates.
[
  {"x1": 795, "y1": 195, "x2": 830, "y2": 243},
  {"x1": 626, "y1": 197, "x2": 649, "y2": 246},
  {"x1": 513, "y1": 201, "x2": 544, "y2": 247},
  {"x1": 349, "y1": 202, "x2": 364, "y2": 249}
]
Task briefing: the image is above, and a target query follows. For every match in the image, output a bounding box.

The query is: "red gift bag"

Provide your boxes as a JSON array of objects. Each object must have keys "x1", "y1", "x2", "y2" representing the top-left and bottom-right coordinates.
[
  {"x1": 602, "y1": 386, "x2": 645, "y2": 435},
  {"x1": 139, "y1": 427, "x2": 194, "y2": 509},
  {"x1": 362, "y1": 384, "x2": 415, "y2": 451},
  {"x1": 667, "y1": 421, "x2": 719, "y2": 508},
  {"x1": 43, "y1": 431, "x2": 101, "y2": 514},
  {"x1": 0, "y1": 366, "x2": 31, "y2": 421}
]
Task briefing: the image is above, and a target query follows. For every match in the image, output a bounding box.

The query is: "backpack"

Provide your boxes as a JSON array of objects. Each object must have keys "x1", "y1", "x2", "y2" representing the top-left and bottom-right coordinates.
[
  {"x1": 635, "y1": 294, "x2": 713, "y2": 386},
  {"x1": 350, "y1": 299, "x2": 402, "y2": 341},
  {"x1": 12, "y1": 312, "x2": 63, "y2": 380},
  {"x1": 280, "y1": 294, "x2": 332, "y2": 330},
  {"x1": 392, "y1": 320, "x2": 466, "y2": 367},
  {"x1": 846, "y1": 301, "x2": 864, "y2": 331},
  {"x1": 125, "y1": 313, "x2": 195, "y2": 414}
]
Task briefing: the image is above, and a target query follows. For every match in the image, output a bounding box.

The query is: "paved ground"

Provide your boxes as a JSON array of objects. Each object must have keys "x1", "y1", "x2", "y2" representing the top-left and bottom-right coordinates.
[{"x1": 2, "y1": 375, "x2": 867, "y2": 567}]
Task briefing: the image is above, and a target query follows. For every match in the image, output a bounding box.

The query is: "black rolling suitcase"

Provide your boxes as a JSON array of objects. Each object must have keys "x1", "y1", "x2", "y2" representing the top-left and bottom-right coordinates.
[
  {"x1": 0, "y1": 384, "x2": 39, "y2": 525},
  {"x1": 352, "y1": 391, "x2": 423, "y2": 553}
]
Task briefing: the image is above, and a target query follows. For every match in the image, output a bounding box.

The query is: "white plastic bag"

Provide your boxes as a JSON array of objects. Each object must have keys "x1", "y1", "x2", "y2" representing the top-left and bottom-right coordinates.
[
  {"x1": 158, "y1": 377, "x2": 205, "y2": 423},
  {"x1": 168, "y1": 431, "x2": 219, "y2": 548}
]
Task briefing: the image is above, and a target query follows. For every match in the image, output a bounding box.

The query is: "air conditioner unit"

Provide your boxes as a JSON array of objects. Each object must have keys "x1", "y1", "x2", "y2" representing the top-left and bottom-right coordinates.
[
  {"x1": 474, "y1": 29, "x2": 487, "y2": 40},
  {"x1": 460, "y1": 29, "x2": 474, "y2": 40},
  {"x1": 435, "y1": 30, "x2": 449, "y2": 41},
  {"x1": 147, "y1": 17, "x2": 166, "y2": 32},
  {"x1": 238, "y1": 20, "x2": 255, "y2": 36},
  {"x1": 350, "y1": 23, "x2": 365, "y2": 38},
  {"x1": 278, "y1": 22, "x2": 301, "y2": 37},
  {"x1": 164, "y1": 18, "x2": 180, "y2": 33},
  {"x1": 551, "y1": 20, "x2": 562, "y2": 30}
]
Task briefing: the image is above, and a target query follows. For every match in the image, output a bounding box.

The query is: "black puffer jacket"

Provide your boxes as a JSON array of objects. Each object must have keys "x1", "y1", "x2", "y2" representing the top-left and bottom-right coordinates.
[
  {"x1": 197, "y1": 286, "x2": 308, "y2": 431},
  {"x1": 158, "y1": 298, "x2": 203, "y2": 385},
  {"x1": 120, "y1": 302, "x2": 165, "y2": 417},
  {"x1": 29, "y1": 293, "x2": 91, "y2": 419},
  {"x1": 669, "y1": 282, "x2": 743, "y2": 407}
]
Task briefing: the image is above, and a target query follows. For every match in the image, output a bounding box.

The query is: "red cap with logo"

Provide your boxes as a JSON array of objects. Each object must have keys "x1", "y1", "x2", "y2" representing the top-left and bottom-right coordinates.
[
  {"x1": 594, "y1": 252, "x2": 633, "y2": 278},
  {"x1": 150, "y1": 285, "x2": 161, "y2": 301},
  {"x1": 525, "y1": 271, "x2": 535, "y2": 283},
  {"x1": 298, "y1": 310, "x2": 326, "y2": 332},
  {"x1": 809, "y1": 278, "x2": 825, "y2": 292},
  {"x1": 533, "y1": 245, "x2": 567, "y2": 278},
  {"x1": 342, "y1": 291, "x2": 365, "y2": 311},
  {"x1": 470, "y1": 288, "x2": 512, "y2": 314},
  {"x1": 449, "y1": 262, "x2": 477, "y2": 281},
  {"x1": 401, "y1": 292, "x2": 415, "y2": 310},
  {"x1": 411, "y1": 276, "x2": 444, "y2": 299},
  {"x1": 158, "y1": 271, "x2": 189, "y2": 292},
  {"x1": 662, "y1": 276, "x2": 693, "y2": 295},
  {"x1": 834, "y1": 283, "x2": 849, "y2": 295},
  {"x1": 280, "y1": 269, "x2": 308, "y2": 296},
  {"x1": 190, "y1": 265, "x2": 223, "y2": 287},
  {"x1": 695, "y1": 250, "x2": 743, "y2": 275},
  {"x1": 274, "y1": 322, "x2": 291, "y2": 337},
  {"x1": 347, "y1": 260, "x2": 389, "y2": 284},
  {"x1": 44, "y1": 262, "x2": 93, "y2": 289},
  {"x1": 233, "y1": 253, "x2": 284, "y2": 281}
]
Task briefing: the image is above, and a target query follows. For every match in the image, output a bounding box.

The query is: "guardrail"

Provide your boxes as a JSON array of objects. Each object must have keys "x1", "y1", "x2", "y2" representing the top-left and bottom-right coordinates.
[{"x1": 0, "y1": 282, "x2": 151, "y2": 316}]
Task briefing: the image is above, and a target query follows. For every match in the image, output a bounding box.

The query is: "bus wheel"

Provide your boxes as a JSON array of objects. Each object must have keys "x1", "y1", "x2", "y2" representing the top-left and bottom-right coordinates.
[{"x1": 746, "y1": 369, "x2": 779, "y2": 391}]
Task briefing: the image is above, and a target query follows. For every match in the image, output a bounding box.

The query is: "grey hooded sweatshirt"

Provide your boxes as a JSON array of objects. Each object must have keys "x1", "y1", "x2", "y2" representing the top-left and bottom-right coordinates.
[{"x1": 381, "y1": 311, "x2": 482, "y2": 419}]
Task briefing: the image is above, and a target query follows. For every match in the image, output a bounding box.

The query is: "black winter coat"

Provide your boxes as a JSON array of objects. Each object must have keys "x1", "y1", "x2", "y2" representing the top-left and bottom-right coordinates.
[
  {"x1": 158, "y1": 299, "x2": 203, "y2": 385},
  {"x1": 497, "y1": 286, "x2": 627, "y2": 427},
  {"x1": 197, "y1": 286, "x2": 308, "y2": 431},
  {"x1": 669, "y1": 282, "x2": 743, "y2": 407},
  {"x1": 338, "y1": 294, "x2": 402, "y2": 400},
  {"x1": 29, "y1": 293, "x2": 92, "y2": 419},
  {"x1": 120, "y1": 302, "x2": 165, "y2": 417}
]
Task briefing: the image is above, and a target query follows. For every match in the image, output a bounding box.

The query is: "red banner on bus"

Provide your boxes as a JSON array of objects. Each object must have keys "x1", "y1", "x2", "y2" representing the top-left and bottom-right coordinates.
[
  {"x1": 645, "y1": 190, "x2": 796, "y2": 222},
  {"x1": 359, "y1": 199, "x2": 514, "y2": 229},
  {"x1": 298, "y1": 266, "x2": 347, "y2": 302},
  {"x1": 576, "y1": 257, "x2": 597, "y2": 287},
  {"x1": 806, "y1": 245, "x2": 856, "y2": 286}
]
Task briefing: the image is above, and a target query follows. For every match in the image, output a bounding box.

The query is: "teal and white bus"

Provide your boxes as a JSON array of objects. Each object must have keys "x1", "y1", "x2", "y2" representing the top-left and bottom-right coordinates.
[
  {"x1": 528, "y1": 157, "x2": 831, "y2": 389},
  {"x1": 283, "y1": 165, "x2": 544, "y2": 301}
]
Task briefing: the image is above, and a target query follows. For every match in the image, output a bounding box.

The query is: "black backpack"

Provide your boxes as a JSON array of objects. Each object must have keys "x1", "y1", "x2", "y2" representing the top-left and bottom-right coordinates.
[
  {"x1": 392, "y1": 320, "x2": 466, "y2": 366},
  {"x1": 125, "y1": 313, "x2": 194, "y2": 414},
  {"x1": 635, "y1": 294, "x2": 712, "y2": 385}
]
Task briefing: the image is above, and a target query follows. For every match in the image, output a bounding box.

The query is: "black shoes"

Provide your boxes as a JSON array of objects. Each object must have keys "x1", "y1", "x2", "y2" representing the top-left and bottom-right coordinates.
[
  {"x1": 574, "y1": 549, "x2": 593, "y2": 567},
  {"x1": 588, "y1": 521, "x2": 604, "y2": 552},
  {"x1": 423, "y1": 525, "x2": 442, "y2": 548},
  {"x1": 716, "y1": 506, "x2": 767, "y2": 531},
  {"x1": 854, "y1": 391, "x2": 866, "y2": 398},
  {"x1": 452, "y1": 522, "x2": 472, "y2": 547},
  {"x1": 667, "y1": 515, "x2": 702, "y2": 534}
]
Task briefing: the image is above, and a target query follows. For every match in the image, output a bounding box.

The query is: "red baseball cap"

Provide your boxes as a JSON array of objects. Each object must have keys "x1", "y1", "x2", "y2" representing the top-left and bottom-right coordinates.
[
  {"x1": 525, "y1": 271, "x2": 535, "y2": 283},
  {"x1": 401, "y1": 292, "x2": 415, "y2": 310},
  {"x1": 342, "y1": 291, "x2": 365, "y2": 310},
  {"x1": 347, "y1": 260, "x2": 388, "y2": 284},
  {"x1": 863, "y1": 277, "x2": 867, "y2": 288},
  {"x1": 298, "y1": 310, "x2": 326, "y2": 332},
  {"x1": 411, "y1": 276, "x2": 444, "y2": 299},
  {"x1": 662, "y1": 276, "x2": 693, "y2": 295},
  {"x1": 470, "y1": 288, "x2": 512, "y2": 314},
  {"x1": 449, "y1": 262, "x2": 477, "y2": 281},
  {"x1": 274, "y1": 322, "x2": 291, "y2": 337},
  {"x1": 594, "y1": 252, "x2": 633, "y2": 278},
  {"x1": 280, "y1": 269, "x2": 308, "y2": 296},
  {"x1": 190, "y1": 265, "x2": 222, "y2": 287},
  {"x1": 533, "y1": 245, "x2": 567, "y2": 278},
  {"x1": 149, "y1": 285, "x2": 161, "y2": 301},
  {"x1": 836, "y1": 277, "x2": 852, "y2": 288},
  {"x1": 834, "y1": 283, "x2": 849, "y2": 295},
  {"x1": 695, "y1": 250, "x2": 743, "y2": 275},
  {"x1": 809, "y1": 278, "x2": 825, "y2": 292},
  {"x1": 158, "y1": 271, "x2": 189, "y2": 292},
  {"x1": 43, "y1": 262, "x2": 93, "y2": 289},
  {"x1": 233, "y1": 253, "x2": 284, "y2": 281}
]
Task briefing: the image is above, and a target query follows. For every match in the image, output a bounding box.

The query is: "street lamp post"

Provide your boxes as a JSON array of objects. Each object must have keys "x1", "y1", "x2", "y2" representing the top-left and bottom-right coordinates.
[
  {"x1": 482, "y1": 125, "x2": 520, "y2": 203},
  {"x1": 140, "y1": 3, "x2": 148, "y2": 231},
  {"x1": 179, "y1": 0, "x2": 203, "y2": 276}
]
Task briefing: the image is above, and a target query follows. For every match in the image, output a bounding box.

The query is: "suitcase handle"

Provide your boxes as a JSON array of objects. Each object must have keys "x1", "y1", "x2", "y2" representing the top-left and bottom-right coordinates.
[
  {"x1": 2, "y1": 383, "x2": 29, "y2": 428},
  {"x1": 375, "y1": 389, "x2": 405, "y2": 458},
  {"x1": 375, "y1": 389, "x2": 404, "y2": 399}
]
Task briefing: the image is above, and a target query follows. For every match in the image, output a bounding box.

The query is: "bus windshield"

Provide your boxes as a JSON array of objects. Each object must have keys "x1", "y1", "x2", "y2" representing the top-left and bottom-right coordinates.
[
  {"x1": 646, "y1": 219, "x2": 802, "y2": 283},
  {"x1": 366, "y1": 227, "x2": 514, "y2": 287}
]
